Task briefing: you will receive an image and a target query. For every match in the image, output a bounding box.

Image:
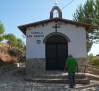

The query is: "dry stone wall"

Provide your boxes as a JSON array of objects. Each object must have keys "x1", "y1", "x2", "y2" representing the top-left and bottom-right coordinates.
[
  {"x1": 26, "y1": 58, "x2": 88, "y2": 76},
  {"x1": 76, "y1": 58, "x2": 88, "y2": 72},
  {"x1": 26, "y1": 58, "x2": 45, "y2": 76},
  {"x1": 0, "y1": 62, "x2": 25, "y2": 75}
]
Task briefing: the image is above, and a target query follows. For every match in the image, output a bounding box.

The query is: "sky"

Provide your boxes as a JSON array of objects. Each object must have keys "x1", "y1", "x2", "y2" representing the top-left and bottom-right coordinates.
[{"x1": 0, "y1": 0, "x2": 99, "y2": 55}]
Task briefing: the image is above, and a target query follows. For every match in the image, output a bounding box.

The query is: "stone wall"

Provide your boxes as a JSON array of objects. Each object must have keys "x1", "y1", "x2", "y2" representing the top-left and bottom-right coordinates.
[
  {"x1": 76, "y1": 58, "x2": 88, "y2": 72},
  {"x1": 26, "y1": 58, "x2": 87, "y2": 76},
  {"x1": 26, "y1": 58, "x2": 45, "y2": 76}
]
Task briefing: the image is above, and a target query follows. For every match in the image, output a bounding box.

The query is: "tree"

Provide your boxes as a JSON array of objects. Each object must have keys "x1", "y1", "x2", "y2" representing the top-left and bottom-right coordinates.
[
  {"x1": 0, "y1": 21, "x2": 5, "y2": 41},
  {"x1": 16, "y1": 38, "x2": 23, "y2": 48},
  {"x1": 73, "y1": 0, "x2": 99, "y2": 53},
  {"x1": 0, "y1": 36, "x2": 4, "y2": 41},
  {"x1": 0, "y1": 21, "x2": 5, "y2": 35},
  {"x1": 23, "y1": 45, "x2": 26, "y2": 51},
  {"x1": 22, "y1": 35, "x2": 26, "y2": 46},
  {"x1": 3, "y1": 33, "x2": 17, "y2": 48},
  {"x1": 89, "y1": 53, "x2": 93, "y2": 56},
  {"x1": 22, "y1": 41, "x2": 25, "y2": 47},
  {"x1": 22, "y1": 35, "x2": 26, "y2": 39}
]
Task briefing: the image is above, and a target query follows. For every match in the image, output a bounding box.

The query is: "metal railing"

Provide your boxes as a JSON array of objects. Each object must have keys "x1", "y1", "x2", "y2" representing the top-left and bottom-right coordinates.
[{"x1": 81, "y1": 65, "x2": 99, "y2": 74}]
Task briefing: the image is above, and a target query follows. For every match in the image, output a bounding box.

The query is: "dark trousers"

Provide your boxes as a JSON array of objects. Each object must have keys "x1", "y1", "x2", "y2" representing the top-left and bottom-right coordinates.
[{"x1": 68, "y1": 72, "x2": 76, "y2": 87}]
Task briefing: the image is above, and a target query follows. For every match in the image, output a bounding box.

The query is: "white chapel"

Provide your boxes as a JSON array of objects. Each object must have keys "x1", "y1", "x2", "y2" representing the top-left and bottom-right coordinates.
[{"x1": 18, "y1": 6, "x2": 93, "y2": 76}]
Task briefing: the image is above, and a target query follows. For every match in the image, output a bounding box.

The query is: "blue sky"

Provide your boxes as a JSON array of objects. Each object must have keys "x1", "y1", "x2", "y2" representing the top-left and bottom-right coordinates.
[{"x1": 0, "y1": 0, "x2": 99, "y2": 55}]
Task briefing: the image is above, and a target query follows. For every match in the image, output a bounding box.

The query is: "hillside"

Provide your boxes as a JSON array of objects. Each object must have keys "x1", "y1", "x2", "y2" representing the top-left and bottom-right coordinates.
[{"x1": 0, "y1": 42, "x2": 26, "y2": 66}]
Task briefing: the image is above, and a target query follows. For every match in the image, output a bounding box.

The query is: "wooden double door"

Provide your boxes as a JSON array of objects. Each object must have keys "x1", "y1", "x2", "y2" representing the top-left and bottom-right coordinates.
[{"x1": 46, "y1": 35, "x2": 68, "y2": 70}]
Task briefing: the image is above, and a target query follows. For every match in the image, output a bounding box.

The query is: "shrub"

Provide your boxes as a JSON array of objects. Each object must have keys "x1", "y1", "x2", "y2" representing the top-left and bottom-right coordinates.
[
  {"x1": 8, "y1": 56, "x2": 18, "y2": 64},
  {"x1": 88, "y1": 55, "x2": 99, "y2": 67},
  {"x1": 8, "y1": 50, "x2": 18, "y2": 56},
  {"x1": 17, "y1": 57, "x2": 25, "y2": 63},
  {"x1": 93, "y1": 57, "x2": 99, "y2": 67},
  {"x1": 0, "y1": 36, "x2": 4, "y2": 41}
]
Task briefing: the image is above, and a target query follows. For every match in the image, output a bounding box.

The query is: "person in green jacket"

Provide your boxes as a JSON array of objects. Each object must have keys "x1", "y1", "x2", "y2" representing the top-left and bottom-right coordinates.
[{"x1": 64, "y1": 54, "x2": 78, "y2": 88}]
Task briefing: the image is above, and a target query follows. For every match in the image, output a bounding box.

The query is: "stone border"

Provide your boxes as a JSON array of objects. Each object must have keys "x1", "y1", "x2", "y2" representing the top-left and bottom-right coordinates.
[
  {"x1": 26, "y1": 58, "x2": 88, "y2": 76},
  {"x1": 0, "y1": 62, "x2": 25, "y2": 75}
]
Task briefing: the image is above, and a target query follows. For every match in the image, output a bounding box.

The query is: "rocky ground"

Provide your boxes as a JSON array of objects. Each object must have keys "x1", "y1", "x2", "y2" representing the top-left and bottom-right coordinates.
[
  {"x1": 0, "y1": 42, "x2": 25, "y2": 65},
  {"x1": 0, "y1": 66, "x2": 99, "y2": 91}
]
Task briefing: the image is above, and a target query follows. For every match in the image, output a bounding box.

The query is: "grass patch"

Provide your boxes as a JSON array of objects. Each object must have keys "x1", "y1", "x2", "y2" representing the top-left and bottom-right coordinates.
[{"x1": 88, "y1": 66, "x2": 99, "y2": 75}]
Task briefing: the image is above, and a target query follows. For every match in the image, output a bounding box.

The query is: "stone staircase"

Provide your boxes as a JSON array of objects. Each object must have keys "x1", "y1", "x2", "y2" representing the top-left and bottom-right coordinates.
[{"x1": 25, "y1": 71, "x2": 90, "y2": 84}]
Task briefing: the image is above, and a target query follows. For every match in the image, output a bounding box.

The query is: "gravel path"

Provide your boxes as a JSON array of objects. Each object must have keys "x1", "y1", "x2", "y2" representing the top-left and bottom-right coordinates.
[{"x1": 0, "y1": 66, "x2": 99, "y2": 91}]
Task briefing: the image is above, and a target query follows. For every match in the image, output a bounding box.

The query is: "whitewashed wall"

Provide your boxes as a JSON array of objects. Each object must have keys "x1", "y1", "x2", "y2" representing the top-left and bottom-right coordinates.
[{"x1": 26, "y1": 21, "x2": 87, "y2": 58}]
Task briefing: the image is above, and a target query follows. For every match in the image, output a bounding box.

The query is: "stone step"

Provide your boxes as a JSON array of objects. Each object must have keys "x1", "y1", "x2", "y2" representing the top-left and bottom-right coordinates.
[
  {"x1": 25, "y1": 78, "x2": 90, "y2": 84},
  {"x1": 36, "y1": 74, "x2": 86, "y2": 79}
]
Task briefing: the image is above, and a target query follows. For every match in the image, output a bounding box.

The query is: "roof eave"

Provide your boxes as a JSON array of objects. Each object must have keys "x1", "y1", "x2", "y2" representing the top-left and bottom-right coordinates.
[
  {"x1": 86, "y1": 25, "x2": 94, "y2": 32},
  {"x1": 18, "y1": 27, "x2": 26, "y2": 35},
  {"x1": 18, "y1": 18, "x2": 94, "y2": 35}
]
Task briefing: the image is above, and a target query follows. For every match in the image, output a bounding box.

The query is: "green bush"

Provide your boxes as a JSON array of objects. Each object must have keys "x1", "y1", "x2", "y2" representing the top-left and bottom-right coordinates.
[
  {"x1": 93, "y1": 58, "x2": 99, "y2": 67},
  {"x1": 17, "y1": 57, "x2": 25, "y2": 63},
  {"x1": 0, "y1": 36, "x2": 4, "y2": 41},
  {"x1": 88, "y1": 55, "x2": 99, "y2": 67},
  {"x1": 8, "y1": 50, "x2": 18, "y2": 56},
  {"x1": 88, "y1": 55, "x2": 94, "y2": 62}
]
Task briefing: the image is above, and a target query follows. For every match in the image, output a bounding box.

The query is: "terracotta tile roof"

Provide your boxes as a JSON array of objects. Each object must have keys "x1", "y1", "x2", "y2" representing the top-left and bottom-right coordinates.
[{"x1": 18, "y1": 18, "x2": 94, "y2": 35}]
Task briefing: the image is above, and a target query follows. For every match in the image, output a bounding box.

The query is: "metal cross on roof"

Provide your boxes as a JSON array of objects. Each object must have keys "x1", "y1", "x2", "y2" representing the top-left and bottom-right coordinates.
[
  {"x1": 55, "y1": 0, "x2": 58, "y2": 5},
  {"x1": 52, "y1": 24, "x2": 60, "y2": 33}
]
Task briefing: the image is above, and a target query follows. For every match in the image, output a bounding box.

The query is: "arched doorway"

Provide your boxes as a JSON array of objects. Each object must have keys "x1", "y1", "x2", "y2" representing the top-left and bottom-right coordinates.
[{"x1": 45, "y1": 35, "x2": 68, "y2": 70}]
